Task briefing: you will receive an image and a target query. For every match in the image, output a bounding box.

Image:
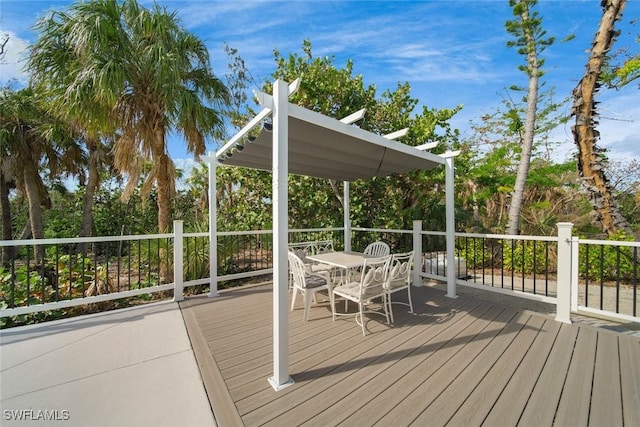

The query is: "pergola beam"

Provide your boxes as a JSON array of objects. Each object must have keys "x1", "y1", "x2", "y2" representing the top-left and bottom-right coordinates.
[
  {"x1": 339, "y1": 108, "x2": 366, "y2": 124},
  {"x1": 384, "y1": 128, "x2": 408, "y2": 140}
]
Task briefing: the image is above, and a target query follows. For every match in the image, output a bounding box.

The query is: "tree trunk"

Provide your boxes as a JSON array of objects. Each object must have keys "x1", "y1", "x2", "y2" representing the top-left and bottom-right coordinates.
[
  {"x1": 153, "y1": 125, "x2": 174, "y2": 283},
  {"x1": 506, "y1": 3, "x2": 540, "y2": 236},
  {"x1": 0, "y1": 171, "x2": 14, "y2": 264},
  {"x1": 22, "y1": 157, "x2": 45, "y2": 264},
  {"x1": 80, "y1": 137, "x2": 100, "y2": 238},
  {"x1": 571, "y1": 0, "x2": 633, "y2": 237}
]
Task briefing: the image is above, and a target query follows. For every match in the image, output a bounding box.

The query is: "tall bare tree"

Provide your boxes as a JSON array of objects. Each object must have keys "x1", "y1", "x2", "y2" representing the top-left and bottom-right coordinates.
[
  {"x1": 571, "y1": 0, "x2": 633, "y2": 237},
  {"x1": 505, "y1": 0, "x2": 555, "y2": 235}
]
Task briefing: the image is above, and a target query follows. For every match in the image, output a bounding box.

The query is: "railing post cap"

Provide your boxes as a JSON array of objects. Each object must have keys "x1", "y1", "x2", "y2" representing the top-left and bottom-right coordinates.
[{"x1": 556, "y1": 222, "x2": 574, "y2": 228}]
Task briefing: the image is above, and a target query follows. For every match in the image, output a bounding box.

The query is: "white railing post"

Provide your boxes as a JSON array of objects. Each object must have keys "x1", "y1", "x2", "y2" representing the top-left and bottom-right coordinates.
[
  {"x1": 413, "y1": 220, "x2": 423, "y2": 287},
  {"x1": 571, "y1": 236, "x2": 579, "y2": 312},
  {"x1": 556, "y1": 222, "x2": 573, "y2": 324},
  {"x1": 173, "y1": 220, "x2": 184, "y2": 302}
]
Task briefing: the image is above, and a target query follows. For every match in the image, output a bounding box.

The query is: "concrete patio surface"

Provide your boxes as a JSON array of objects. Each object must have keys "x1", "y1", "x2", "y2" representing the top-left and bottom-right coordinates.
[{"x1": 0, "y1": 301, "x2": 216, "y2": 427}]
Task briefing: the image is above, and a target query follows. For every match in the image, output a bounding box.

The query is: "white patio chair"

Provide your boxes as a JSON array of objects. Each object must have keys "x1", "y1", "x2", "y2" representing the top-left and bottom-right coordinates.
[
  {"x1": 385, "y1": 251, "x2": 414, "y2": 323},
  {"x1": 364, "y1": 241, "x2": 390, "y2": 256},
  {"x1": 288, "y1": 251, "x2": 334, "y2": 321},
  {"x1": 310, "y1": 240, "x2": 335, "y2": 274},
  {"x1": 331, "y1": 255, "x2": 392, "y2": 336},
  {"x1": 288, "y1": 247, "x2": 310, "y2": 290}
]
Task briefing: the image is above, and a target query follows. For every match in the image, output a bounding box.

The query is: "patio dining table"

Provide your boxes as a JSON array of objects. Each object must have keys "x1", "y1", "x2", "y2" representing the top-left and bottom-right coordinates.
[{"x1": 306, "y1": 251, "x2": 371, "y2": 284}]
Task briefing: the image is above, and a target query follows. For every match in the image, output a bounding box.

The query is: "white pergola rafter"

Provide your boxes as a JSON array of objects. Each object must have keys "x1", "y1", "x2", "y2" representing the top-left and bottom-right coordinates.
[{"x1": 204, "y1": 79, "x2": 459, "y2": 391}]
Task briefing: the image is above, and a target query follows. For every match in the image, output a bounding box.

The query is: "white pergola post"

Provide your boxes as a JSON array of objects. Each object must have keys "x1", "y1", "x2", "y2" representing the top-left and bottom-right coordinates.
[
  {"x1": 444, "y1": 152, "x2": 458, "y2": 298},
  {"x1": 343, "y1": 181, "x2": 351, "y2": 252},
  {"x1": 413, "y1": 220, "x2": 422, "y2": 287},
  {"x1": 268, "y1": 79, "x2": 294, "y2": 391},
  {"x1": 204, "y1": 153, "x2": 219, "y2": 298}
]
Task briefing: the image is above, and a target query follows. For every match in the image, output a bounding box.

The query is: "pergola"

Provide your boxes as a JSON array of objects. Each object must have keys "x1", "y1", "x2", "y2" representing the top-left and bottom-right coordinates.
[{"x1": 204, "y1": 79, "x2": 459, "y2": 391}]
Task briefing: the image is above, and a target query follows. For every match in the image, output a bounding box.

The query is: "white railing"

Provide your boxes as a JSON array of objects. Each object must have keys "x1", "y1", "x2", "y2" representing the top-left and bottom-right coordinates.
[
  {"x1": 1, "y1": 221, "x2": 638, "y2": 325},
  {"x1": 573, "y1": 237, "x2": 639, "y2": 323}
]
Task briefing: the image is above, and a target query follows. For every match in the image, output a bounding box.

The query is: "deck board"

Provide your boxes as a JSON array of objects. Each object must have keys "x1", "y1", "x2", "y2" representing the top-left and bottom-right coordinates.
[
  {"x1": 554, "y1": 327, "x2": 597, "y2": 427},
  {"x1": 619, "y1": 336, "x2": 640, "y2": 427},
  {"x1": 589, "y1": 331, "x2": 623, "y2": 427},
  {"x1": 445, "y1": 315, "x2": 546, "y2": 426},
  {"x1": 179, "y1": 282, "x2": 640, "y2": 427},
  {"x1": 481, "y1": 319, "x2": 562, "y2": 427}
]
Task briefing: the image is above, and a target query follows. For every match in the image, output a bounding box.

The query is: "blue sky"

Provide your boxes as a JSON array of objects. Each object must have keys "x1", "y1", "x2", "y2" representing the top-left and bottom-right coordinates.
[{"x1": 1, "y1": 0, "x2": 639, "y2": 171}]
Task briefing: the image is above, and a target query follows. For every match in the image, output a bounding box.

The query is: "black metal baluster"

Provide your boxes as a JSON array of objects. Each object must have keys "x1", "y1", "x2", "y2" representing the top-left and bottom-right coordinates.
[
  {"x1": 511, "y1": 240, "x2": 515, "y2": 290},
  {"x1": 166, "y1": 237, "x2": 170, "y2": 285},
  {"x1": 54, "y1": 245, "x2": 60, "y2": 302},
  {"x1": 26, "y1": 246, "x2": 31, "y2": 306},
  {"x1": 94, "y1": 244, "x2": 98, "y2": 297},
  {"x1": 10, "y1": 254, "x2": 16, "y2": 307},
  {"x1": 128, "y1": 240, "x2": 132, "y2": 290},
  {"x1": 615, "y1": 246, "x2": 620, "y2": 313},
  {"x1": 599, "y1": 245, "x2": 604, "y2": 310},
  {"x1": 80, "y1": 246, "x2": 86, "y2": 297},
  {"x1": 116, "y1": 240, "x2": 121, "y2": 292},
  {"x1": 521, "y1": 240, "x2": 525, "y2": 292},
  {"x1": 40, "y1": 245, "x2": 46, "y2": 304},
  {"x1": 138, "y1": 240, "x2": 142, "y2": 289},
  {"x1": 585, "y1": 245, "x2": 590, "y2": 307},
  {"x1": 147, "y1": 239, "x2": 151, "y2": 286},
  {"x1": 481, "y1": 237, "x2": 486, "y2": 285},
  {"x1": 490, "y1": 239, "x2": 495, "y2": 287},
  {"x1": 106, "y1": 241, "x2": 110, "y2": 293},
  {"x1": 533, "y1": 240, "x2": 537, "y2": 295},
  {"x1": 633, "y1": 247, "x2": 637, "y2": 317},
  {"x1": 545, "y1": 241, "x2": 549, "y2": 297},
  {"x1": 500, "y1": 239, "x2": 505, "y2": 289}
]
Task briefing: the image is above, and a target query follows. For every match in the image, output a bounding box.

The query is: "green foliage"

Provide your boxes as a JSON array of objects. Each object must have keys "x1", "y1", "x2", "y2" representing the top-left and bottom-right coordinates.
[
  {"x1": 579, "y1": 232, "x2": 638, "y2": 282},
  {"x1": 501, "y1": 239, "x2": 555, "y2": 274},
  {"x1": 0, "y1": 265, "x2": 47, "y2": 308},
  {"x1": 505, "y1": 0, "x2": 556, "y2": 77},
  {"x1": 456, "y1": 234, "x2": 558, "y2": 275}
]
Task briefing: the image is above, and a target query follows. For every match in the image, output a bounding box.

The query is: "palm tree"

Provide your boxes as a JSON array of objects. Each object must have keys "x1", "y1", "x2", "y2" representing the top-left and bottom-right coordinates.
[
  {"x1": 0, "y1": 87, "x2": 80, "y2": 263},
  {"x1": 28, "y1": 0, "x2": 230, "y2": 234}
]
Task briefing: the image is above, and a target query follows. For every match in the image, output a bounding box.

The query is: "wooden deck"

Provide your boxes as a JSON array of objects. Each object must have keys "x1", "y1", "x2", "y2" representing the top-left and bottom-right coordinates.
[{"x1": 180, "y1": 283, "x2": 640, "y2": 427}]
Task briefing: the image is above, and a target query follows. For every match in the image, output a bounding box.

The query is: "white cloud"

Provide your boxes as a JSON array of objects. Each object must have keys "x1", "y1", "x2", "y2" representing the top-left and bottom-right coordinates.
[{"x1": 0, "y1": 31, "x2": 30, "y2": 85}]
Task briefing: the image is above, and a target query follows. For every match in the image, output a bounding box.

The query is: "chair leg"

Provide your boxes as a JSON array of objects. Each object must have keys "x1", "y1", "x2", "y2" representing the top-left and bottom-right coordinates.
[
  {"x1": 291, "y1": 287, "x2": 298, "y2": 311},
  {"x1": 303, "y1": 290, "x2": 313, "y2": 321},
  {"x1": 383, "y1": 294, "x2": 390, "y2": 325},
  {"x1": 387, "y1": 293, "x2": 395, "y2": 324},
  {"x1": 329, "y1": 288, "x2": 335, "y2": 320},
  {"x1": 407, "y1": 286, "x2": 414, "y2": 314},
  {"x1": 331, "y1": 291, "x2": 336, "y2": 321},
  {"x1": 359, "y1": 301, "x2": 366, "y2": 336}
]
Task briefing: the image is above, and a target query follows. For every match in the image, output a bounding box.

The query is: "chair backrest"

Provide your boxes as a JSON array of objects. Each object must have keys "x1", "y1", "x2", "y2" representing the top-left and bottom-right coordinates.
[
  {"x1": 388, "y1": 251, "x2": 414, "y2": 289},
  {"x1": 288, "y1": 240, "x2": 334, "y2": 260},
  {"x1": 288, "y1": 251, "x2": 308, "y2": 288},
  {"x1": 364, "y1": 241, "x2": 391, "y2": 257},
  {"x1": 316, "y1": 240, "x2": 334, "y2": 254},
  {"x1": 358, "y1": 255, "x2": 392, "y2": 299}
]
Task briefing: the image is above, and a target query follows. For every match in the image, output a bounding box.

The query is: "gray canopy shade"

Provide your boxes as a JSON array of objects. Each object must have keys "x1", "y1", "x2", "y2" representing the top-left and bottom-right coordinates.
[{"x1": 218, "y1": 102, "x2": 444, "y2": 181}]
